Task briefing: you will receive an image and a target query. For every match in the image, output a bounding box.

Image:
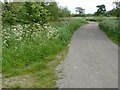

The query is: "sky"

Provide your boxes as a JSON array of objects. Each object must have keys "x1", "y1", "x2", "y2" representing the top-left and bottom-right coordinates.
[{"x1": 55, "y1": 0, "x2": 116, "y2": 14}]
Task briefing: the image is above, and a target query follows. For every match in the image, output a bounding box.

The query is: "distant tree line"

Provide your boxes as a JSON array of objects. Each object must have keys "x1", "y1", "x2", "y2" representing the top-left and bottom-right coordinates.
[{"x1": 73, "y1": 1, "x2": 120, "y2": 17}]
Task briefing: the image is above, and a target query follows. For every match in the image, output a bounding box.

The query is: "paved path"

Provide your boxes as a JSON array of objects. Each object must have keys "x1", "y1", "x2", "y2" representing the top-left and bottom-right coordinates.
[{"x1": 57, "y1": 22, "x2": 118, "y2": 88}]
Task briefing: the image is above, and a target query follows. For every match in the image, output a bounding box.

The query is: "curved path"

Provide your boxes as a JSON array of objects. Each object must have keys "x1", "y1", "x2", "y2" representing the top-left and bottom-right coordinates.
[{"x1": 57, "y1": 22, "x2": 118, "y2": 88}]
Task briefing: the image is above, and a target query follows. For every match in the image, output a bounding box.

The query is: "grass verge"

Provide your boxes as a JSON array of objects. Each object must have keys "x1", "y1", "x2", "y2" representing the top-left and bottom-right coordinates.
[
  {"x1": 99, "y1": 17, "x2": 120, "y2": 45},
  {"x1": 3, "y1": 47, "x2": 69, "y2": 88},
  {"x1": 2, "y1": 18, "x2": 87, "y2": 88}
]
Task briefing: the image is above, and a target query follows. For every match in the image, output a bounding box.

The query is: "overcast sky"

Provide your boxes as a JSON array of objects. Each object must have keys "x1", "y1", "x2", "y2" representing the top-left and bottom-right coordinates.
[{"x1": 55, "y1": 0, "x2": 117, "y2": 14}]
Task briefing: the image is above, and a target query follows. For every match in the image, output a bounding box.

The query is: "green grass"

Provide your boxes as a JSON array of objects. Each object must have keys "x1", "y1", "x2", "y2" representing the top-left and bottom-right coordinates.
[
  {"x1": 99, "y1": 17, "x2": 120, "y2": 45},
  {"x1": 3, "y1": 47, "x2": 69, "y2": 88},
  {"x1": 2, "y1": 18, "x2": 87, "y2": 88}
]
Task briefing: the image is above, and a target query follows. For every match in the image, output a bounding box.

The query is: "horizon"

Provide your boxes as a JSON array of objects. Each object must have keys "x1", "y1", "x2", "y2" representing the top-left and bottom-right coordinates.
[{"x1": 55, "y1": 0, "x2": 117, "y2": 14}]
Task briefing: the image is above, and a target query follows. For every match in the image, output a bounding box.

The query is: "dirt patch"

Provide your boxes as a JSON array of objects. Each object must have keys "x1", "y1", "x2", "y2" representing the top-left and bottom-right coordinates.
[{"x1": 3, "y1": 74, "x2": 34, "y2": 88}]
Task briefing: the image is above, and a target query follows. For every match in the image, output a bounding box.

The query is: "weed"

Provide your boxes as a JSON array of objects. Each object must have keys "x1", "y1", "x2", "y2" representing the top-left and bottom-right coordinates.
[{"x1": 99, "y1": 18, "x2": 119, "y2": 45}]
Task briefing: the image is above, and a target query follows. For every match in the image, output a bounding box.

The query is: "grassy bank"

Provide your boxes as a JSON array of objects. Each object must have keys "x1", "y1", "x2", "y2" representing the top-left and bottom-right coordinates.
[
  {"x1": 3, "y1": 18, "x2": 87, "y2": 88},
  {"x1": 99, "y1": 18, "x2": 120, "y2": 45}
]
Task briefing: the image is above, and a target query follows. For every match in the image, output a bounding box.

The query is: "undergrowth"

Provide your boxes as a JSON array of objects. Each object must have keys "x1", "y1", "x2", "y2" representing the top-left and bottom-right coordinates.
[{"x1": 99, "y1": 18, "x2": 120, "y2": 45}]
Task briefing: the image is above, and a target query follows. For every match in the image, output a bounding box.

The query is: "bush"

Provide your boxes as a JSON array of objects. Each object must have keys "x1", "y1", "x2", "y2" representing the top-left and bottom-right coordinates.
[
  {"x1": 99, "y1": 18, "x2": 120, "y2": 45},
  {"x1": 2, "y1": 2, "x2": 50, "y2": 25}
]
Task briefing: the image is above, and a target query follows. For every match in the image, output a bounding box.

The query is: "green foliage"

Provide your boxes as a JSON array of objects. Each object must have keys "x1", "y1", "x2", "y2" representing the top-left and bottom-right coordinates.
[
  {"x1": 101, "y1": 1, "x2": 120, "y2": 17},
  {"x1": 2, "y1": 2, "x2": 71, "y2": 25},
  {"x1": 44, "y1": 2, "x2": 71, "y2": 21},
  {"x1": 113, "y1": 1, "x2": 120, "y2": 17},
  {"x1": 106, "y1": 9, "x2": 118, "y2": 17},
  {"x1": 58, "y1": 7, "x2": 71, "y2": 18},
  {"x1": 2, "y1": 1, "x2": 86, "y2": 88},
  {"x1": 44, "y1": 2, "x2": 59, "y2": 21},
  {"x1": 75, "y1": 7, "x2": 85, "y2": 15},
  {"x1": 95, "y1": 4, "x2": 106, "y2": 16},
  {"x1": 106, "y1": 7, "x2": 120, "y2": 17},
  {"x1": 2, "y1": 18, "x2": 87, "y2": 76},
  {"x1": 2, "y1": 2, "x2": 50, "y2": 25},
  {"x1": 99, "y1": 18, "x2": 120, "y2": 45}
]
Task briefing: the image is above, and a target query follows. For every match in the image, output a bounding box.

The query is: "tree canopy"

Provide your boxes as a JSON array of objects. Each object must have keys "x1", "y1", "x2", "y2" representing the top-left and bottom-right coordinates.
[
  {"x1": 95, "y1": 4, "x2": 106, "y2": 16},
  {"x1": 113, "y1": 1, "x2": 120, "y2": 17},
  {"x1": 75, "y1": 7, "x2": 85, "y2": 15},
  {"x1": 2, "y1": 1, "x2": 71, "y2": 25}
]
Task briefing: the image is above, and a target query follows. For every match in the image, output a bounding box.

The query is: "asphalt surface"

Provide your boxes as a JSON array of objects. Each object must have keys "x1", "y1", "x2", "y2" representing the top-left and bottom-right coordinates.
[{"x1": 57, "y1": 22, "x2": 118, "y2": 88}]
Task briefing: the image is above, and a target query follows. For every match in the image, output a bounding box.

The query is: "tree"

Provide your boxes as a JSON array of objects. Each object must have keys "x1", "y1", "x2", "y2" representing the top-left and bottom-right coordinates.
[
  {"x1": 107, "y1": 1, "x2": 120, "y2": 17},
  {"x1": 113, "y1": 1, "x2": 120, "y2": 8},
  {"x1": 113, "y1": 1, "x2": 120, "y2": 17},
  {"x1": 2, "y1": 2, "x2": 50, "y2": 25},
  {"x1": 44, "y1": 2, "x2": 59, "y2": 21},
  {"x1": 44, "y1": 2, "x2": 71, "y2": 20},
  {"x1": 106, "y1": 9, "x2": 116, "y2": 16},
  {"x1": 3, "y1": 0, "x2": 10, "y2": 11},
  {"x1": 2, "y1": 1, "x2": 71, "y2": 25},
  {"x1": 75, "y1": 7, "x2": 85, "y2": 15},
  {"x1": 58, "y1": 6, "x2": 71, "y2": 17},
  {"x1": 95, "y1": 4, "x2": 106, "y2": 16}
]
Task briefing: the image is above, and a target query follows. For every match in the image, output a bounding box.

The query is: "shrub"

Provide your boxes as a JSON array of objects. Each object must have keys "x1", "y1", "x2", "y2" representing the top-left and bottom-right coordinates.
[
  {"x1": 2, "y1": 2, "x2": 50, "y2": 25},
  {"x1": 99, "y1": 18, "x2": 119, "y2": 45}
]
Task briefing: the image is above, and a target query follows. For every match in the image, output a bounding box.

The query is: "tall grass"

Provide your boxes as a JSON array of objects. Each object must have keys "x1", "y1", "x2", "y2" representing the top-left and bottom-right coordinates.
[
  {"x1": 99, "y1": 18, "x2": 120, "y2": 45},
  {"x1": 2, "y1": 18, "x2": 87, "y2": 76}
]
